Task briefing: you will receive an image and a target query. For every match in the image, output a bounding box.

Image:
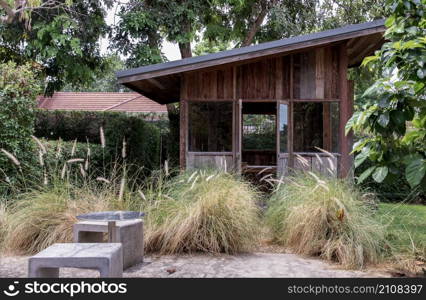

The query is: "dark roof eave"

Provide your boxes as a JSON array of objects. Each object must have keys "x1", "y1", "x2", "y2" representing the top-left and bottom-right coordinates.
[{"x1": 116, "y1": 19, "x2": 385, "y2": 82}]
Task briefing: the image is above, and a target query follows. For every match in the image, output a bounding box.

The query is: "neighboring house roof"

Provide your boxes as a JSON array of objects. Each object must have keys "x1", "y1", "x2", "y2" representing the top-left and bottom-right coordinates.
[
  {"x1": 116, "y1": 19, "x2": 386, "y2": 104},
  {"x1": 37, "y1": 92, "x2": 168, "y2": 113}
]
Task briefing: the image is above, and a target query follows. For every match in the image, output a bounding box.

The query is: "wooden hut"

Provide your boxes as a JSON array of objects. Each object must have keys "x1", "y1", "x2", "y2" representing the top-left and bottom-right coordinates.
[{"x1": 116, "y1": 20, "x2": 385, "y2": 177}]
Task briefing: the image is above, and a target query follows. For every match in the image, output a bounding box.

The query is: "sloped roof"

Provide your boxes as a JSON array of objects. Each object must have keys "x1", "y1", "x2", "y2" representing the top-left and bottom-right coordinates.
[
  {"x1": 37, "y1": 92, "x2": 168, "y2": 113},
  {"x1": 116, "y1": 19, "x2": 385, "y2": 104}
]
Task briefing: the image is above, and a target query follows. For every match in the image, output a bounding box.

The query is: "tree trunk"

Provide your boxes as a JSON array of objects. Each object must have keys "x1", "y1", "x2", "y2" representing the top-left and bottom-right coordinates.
[
  {"x1": 241, "y1": 0, "x2": 278, "y2": 47},
  {"x1": 178, "y1": 42, "x2": 192, "y2": 58},
  {"x1": 178, "y1": 17, "x2": 193, "y2": 59}
]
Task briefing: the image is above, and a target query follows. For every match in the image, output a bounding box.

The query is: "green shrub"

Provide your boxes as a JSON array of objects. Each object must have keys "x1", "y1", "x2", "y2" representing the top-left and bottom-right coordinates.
[
  {"x1": 35, "y1": 110, "x2": 162, "y2": 171},
  {"x1": 44, "y1": 139, "x2": 105, "y2": 173},
  {"x1": 143, "y1": 170, "x2": 261, "y2": 254},
  {"x1": 355, "y1": 158, "x2": 425, "y2": 204},
  {"x1": 0, "y1": 62, "x2": 41, "y2": 183},
  {"x1": 266, "y1": 172, "x2": 387, "y2": 269}
]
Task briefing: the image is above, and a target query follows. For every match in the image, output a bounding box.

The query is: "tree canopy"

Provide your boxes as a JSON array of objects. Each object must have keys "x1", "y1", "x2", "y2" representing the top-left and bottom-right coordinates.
[
  {"x1": 112, "y1": 0, "x2": 386, "y2": 66},
  {"x1": 0, "y1": 0, "x2": 114, "y2": 94}
]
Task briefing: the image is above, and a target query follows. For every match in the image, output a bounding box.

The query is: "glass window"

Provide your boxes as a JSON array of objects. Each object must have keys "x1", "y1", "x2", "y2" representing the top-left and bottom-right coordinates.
[
  {"x1": 293, "y1": 102, "x2": 339, "y2": 152},
  {"x1": 188, "y1": 102, "x2": 233, "y2": 152},
  {"x1": 279, "y1": 104, "x2": 288, "y2": 153}
]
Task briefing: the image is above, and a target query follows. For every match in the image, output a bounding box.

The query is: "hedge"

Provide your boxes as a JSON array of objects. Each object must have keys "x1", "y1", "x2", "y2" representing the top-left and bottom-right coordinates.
[
  {"x1": 0, "y1": 62, "x2": 41, "y2": 184},
  {"x1": 35, "y1": 110, "x2": 162, "y2": 171}
]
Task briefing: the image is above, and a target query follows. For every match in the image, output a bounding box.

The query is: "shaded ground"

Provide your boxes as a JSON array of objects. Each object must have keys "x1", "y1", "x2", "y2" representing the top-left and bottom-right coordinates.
[{"x1": 0, "y1": 253, "x2": 388, "y2": 278}]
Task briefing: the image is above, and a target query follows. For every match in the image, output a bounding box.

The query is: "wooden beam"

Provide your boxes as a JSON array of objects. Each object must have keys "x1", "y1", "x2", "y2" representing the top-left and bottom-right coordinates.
[
  {"x1": 349, "y1": 36, "x2": 384, "y2": 66},
  {"x1": 339, "y1": 42, "x2": 350, "y2": 177},
  {"x1": 146, "y1": 78, "x2": 166, "y2": 90}
]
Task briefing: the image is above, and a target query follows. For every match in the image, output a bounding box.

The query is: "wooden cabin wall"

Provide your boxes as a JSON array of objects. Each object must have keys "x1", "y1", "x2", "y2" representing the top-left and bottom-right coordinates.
[
  {"x1": 184, "y1": 68, "x2": 234, "y2": 100},
  {"x1": 182, "y1": 45, "x2": 341, "y2": 101},
  {"x1": 292, "y1": 46, "x2": 340, "y2": 99},
  {"x1": 181, "y1": 44, "x2": 348, "y2": 175}
]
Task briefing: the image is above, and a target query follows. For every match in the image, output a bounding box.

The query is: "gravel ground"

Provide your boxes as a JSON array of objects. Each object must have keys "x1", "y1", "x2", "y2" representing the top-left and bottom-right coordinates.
[{"x1": 0, "y1": 253, "x2": 388, "y2": 278}]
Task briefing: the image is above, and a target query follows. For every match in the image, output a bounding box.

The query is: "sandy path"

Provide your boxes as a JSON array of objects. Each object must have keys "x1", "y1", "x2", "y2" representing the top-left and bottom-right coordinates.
[{"x1": 0, "y1": 253, "x2": 388, "y2": 278}]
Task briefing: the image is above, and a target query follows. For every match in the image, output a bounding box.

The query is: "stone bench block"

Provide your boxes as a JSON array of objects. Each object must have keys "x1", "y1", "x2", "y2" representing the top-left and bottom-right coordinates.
[
  {"x1": 28, "y1": 243, "x2": 123, "y2": 278},
  {"x1": 73, "y1": 219, "x2": 143, "y2": 269}
]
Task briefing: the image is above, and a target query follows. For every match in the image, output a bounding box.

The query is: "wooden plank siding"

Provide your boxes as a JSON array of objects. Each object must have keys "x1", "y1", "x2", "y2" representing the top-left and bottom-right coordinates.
[
  {"x1": 183, "y1": 46, "x2": 340, "y2": 102},
  {"x1": 181, "y1": 43, "x2": 350, "y2": 177},
  {"x1": 184, "y1": 68, "x2": 234, "y2": 100}
]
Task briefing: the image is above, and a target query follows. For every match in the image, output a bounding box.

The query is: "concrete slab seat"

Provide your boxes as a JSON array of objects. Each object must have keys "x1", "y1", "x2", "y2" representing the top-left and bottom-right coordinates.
[
  {"x1": 28, "y1": 243, "x2": 123, "y2": 278},
  {"x1": 73, "y1": 220, "x2": 143, "y2": 269}
]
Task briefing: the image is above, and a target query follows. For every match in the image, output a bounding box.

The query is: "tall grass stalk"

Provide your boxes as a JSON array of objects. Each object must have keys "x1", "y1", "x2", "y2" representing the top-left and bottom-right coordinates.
[
  {"x1": 266, "y1": 171, "x2": 387, "y2": 269},
  {"x1": 1, "y1": 179, "x2": 136, "y2": 254},
  {"x1": 143, "y1": 170, "x2": 261, "y2": 254}
]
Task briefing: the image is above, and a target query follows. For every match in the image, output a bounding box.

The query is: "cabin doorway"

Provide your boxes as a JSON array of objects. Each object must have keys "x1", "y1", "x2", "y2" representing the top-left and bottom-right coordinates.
[{"x1": 240, "y1": 101, "x2": 277, "y2": 175}]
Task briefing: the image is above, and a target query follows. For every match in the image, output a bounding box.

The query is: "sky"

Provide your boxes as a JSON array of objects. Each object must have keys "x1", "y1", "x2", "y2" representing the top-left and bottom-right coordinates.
[{"x1": 100, "y1": 1, "x2": 182, "y2": 61}]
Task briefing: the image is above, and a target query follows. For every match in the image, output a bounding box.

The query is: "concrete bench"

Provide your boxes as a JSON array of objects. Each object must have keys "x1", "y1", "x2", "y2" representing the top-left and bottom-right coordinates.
[
  {"x1": 73, "y1": 219, "x2": 143, "y2": 269},
  {"x1": 28, "y1": 243, "x2": 123, "y2": 278}
]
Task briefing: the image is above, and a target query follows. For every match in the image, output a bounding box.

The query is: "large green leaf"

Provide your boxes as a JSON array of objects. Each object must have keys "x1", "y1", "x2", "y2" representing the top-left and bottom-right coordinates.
[
  {"x1": 361, "y1": 55, "x2": 379, "y2": 67},
  {"x1": 357, "y1": 166, "x2": 376, "y2": 184},
  {"x1": 354, "y1": 150, "x2": 369, "y2": 168},
  {"x1": 372, "y1": 166, "x2": 388, "y2": 183},
  {"x1": 345, "y1": 112, "x2": 360, "y2": 135},
  {"x1": 377, "y1": 112, "x2": 390, "y2": 127},
  {"x1": 405, "y1": 158, "x2": 426, "y2": 188}
]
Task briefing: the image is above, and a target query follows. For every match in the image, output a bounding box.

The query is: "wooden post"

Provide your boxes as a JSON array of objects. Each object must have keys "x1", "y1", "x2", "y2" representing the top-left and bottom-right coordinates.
[
  {"x1": 339, "y1": 42, "x2": 350, "y2": 177},
  {"x1": 288, "y1": 55, "x2": 294, "y2": 169},
  {"x1": 179, "y1": 75, "x2": 187, "y2": 171}
]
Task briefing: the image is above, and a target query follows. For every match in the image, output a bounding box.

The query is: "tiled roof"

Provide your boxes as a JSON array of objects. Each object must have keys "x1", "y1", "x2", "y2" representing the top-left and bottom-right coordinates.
[{"x1": 37, "y1": 92, "x2": 168, "y2": 113}]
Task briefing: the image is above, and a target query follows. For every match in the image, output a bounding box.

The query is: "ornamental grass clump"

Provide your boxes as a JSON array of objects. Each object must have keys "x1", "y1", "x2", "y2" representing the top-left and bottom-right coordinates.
[
  {"x1": 0, "y1": 202, "x2": 7, "y2": 246},
  {"x1": 266, "y1": 171, "x2": 386, "y2": 269},
  {"x1": 0, "y1": 132, "x2": 141, "y2": 255},
  {"x1": 144, "y1": 170, "x2": 261, "y2": 254},
  {"x1": 1, "y1": 179, "x2": 136, "y2": 255}
]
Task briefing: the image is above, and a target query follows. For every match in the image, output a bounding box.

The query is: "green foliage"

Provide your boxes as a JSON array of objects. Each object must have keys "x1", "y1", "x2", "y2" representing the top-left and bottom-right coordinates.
[
  {"x1": 266, "y1": 172, "x2": 387, "y2": 268},
  {"x1": 0, "y1": 0, "x2": 113, "y2": 93},
  {"x1": 44, "y1": 139, "x2": 105, "y2": 173},
  {"x1": 0, "y1": 62, "x2": 41, "y2": 183},
  {"x1": 61, "y1": 55, "x2": 130, "y2": 92},
  {"x1": 193, "y1": 40, "x2": 232, "y2": 56},
  {"x1": 318, "y1": 0, "x2": 386, "y2": 30},
  {"x1": 243, "y1": 115, "x2": 276, "y2": 150},
  {"x1": 34, "y1": 110, "x2": 162, "y2": 171},
  {"x1": 347, "y1": 0, "x2": 426, "y2": 189},
  {"x1": 377, "y1": 202, "x2": 426, "y2": 275}
]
